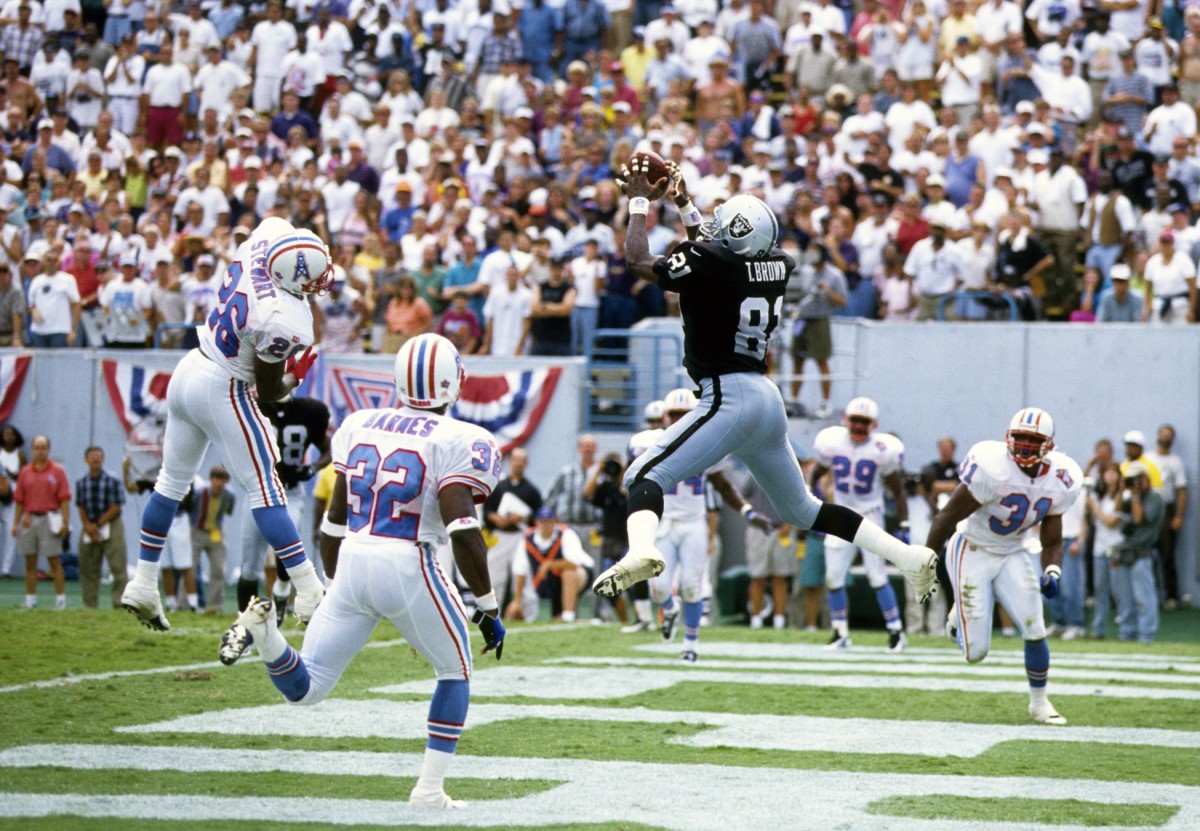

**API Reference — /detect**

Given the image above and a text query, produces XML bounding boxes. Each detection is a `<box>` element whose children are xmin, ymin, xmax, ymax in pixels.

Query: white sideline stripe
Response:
<box><xmin>373</xmin><ymin>665</ymin><xmax>1200</xmax><ymax>701</ymax></box>
<box><xmin>113</xmin><ymin>698</ymin><xmax>1200</xmax><ymax>758</ymax></box>
<box><xmin>634</xmin><ymin>642</ymin><xmax>1200</xmax><ymax>673</ymax></box>
<box><xmin>0</xmin><ymin>625</ymin><xmax>576</xmax><ymax>696</ymax></box>
<box><xmin>553</xmin><ymin>656</ymin><xmax>1200</xmax><ymax>687</ymax></box>
<box><xmin>0</xmin><ymin>745</ymin><xmax>1197</xmax><ymax>831</ymax></box>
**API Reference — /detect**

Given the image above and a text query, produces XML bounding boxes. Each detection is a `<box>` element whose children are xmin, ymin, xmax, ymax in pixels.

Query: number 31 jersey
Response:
<box><xmin>957</xmin><ymin>440</ymin><xmax>1083</xmax><ymax>555</ymax></box>
<box><xmin>197</xmin><ymin>227</ymin><xmax>314</xmax><ymax>384</ymax></box>
<box><xmin>813</xmin><ymin>426</ymin><xmax>904</xmax><ymax>515</ymax></box>
<box><xmin>653</xmin><ymin>240</ymin><xmax>794</xmax><ymax>382</ymax></box>
<box><xmin>331</xmin><ymin>407</ymin><xmax>501</xmax><ymax>550</ymax></box>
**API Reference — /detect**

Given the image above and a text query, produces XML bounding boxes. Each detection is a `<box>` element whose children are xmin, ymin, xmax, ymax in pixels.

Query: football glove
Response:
<box><xmin>1040</xmin><ymin>564</ymin><xmax>1061</xmax><ymax>599</ymax></box>
<box><xmin>744</xmin><ymin>509</ymin><xmax>773</xmax><ymax>532</ymax></box>
<box><xmin>472</xmin><ymin>608</ymin><xmax>506</xmax><ymax>659</ymax></box>
<box><xmin>286</xmin><ymin>346</ymin><xmax>319</xmax><ymax>383</ymax></box>
<box><xmin>894</xmin><ymin>522</ymin><xmax>911</xmax><ymax>545</ymax></box>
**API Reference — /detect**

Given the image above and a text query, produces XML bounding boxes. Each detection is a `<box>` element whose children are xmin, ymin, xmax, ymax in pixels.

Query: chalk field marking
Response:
<box><xmin>115</xmin><ymin>698</ymin><xmax>1200</xmax><ymax>758</ymax></box>
<box><xmin>551</xmin><ymin>656</ymin><xmax>1200</xmax><ymax>687</ymax></box>
<box><xmin>634</xmin><ymin>642</ymin><xmax>1200</xmax><ymax>674</ymax></box>
<box><xmin>374</xmin><ymin>665</ymin><xmax>1200</xmax><ymax>701</ymax></box>
<box><xmin>0</xmin><ymin>745</ymin><xmax>1196</xmax><ymax>831</ymax></box>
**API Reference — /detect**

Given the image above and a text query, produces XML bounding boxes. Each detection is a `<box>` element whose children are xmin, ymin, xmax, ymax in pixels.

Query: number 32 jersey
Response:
<box><xmin>813</xmin><ymin>426</ymin><xmax>904</xmax><ymax>515</ymax></box>
<box><xmin>331</xmin><ymin>407</ymin><xmax>501</xmax><ymax>550</ymax></box>
<box><xmin>957</xmin><ymin>440</ymin><xmax>1083</xmax><ymax>555</ymax></box>
<box><xmin>653</xmin><ymin>240</ymin><xmax>794</xmax><ymax>382</ymax></box>
<box><xmin>197</xmin><ymin>227</ymin><xmax>314</xmax><ymax>384</ymax></box>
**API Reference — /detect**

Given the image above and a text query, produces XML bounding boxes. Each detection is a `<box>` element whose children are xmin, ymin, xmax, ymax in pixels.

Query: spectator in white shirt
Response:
<box><xmin>1144</xmin><ymin>83</ymin><xmax>1196</xmax><ymax>158</ymax></box>
<box><xmin>28</xmin><ymin>248</ymin><xmax>80</xmax><ymax>347</ymax></box>
<box><xmin>482</xmin><ymin>264</ymin><xmax>532</xmax><ymax>356</ymax></box>
<box><xmin>103</xmin><ymin>39</ymin><xmax>143</xmax><ymax>135</ymax></box>
<box><xmin>193</xmin><ymin>43</ymin><xmax>250</xmax><ymax>122</ymax></box>
<box><xmin>249</xmin><ymin>0</ymin><xmax>297</xmax><ymax>112</ymax></box>
<box><xmin>1142</xmin><ymin>227</ymin><xmax>1197</xmax><ymax>323</ymax></box>
<box><xmin>141</xmin><ymin>42</ymin><xmax>191</xmax><ymax>148</ymax></box>
<box><xmin>173</xmin><ymin>167</ymin><xmax>229</xmax><ymax>235</ymax></box>
<box><xmin>904</xmin><ymin>207</ymin><xmax>965</xmax><ymax>320</ymax></box>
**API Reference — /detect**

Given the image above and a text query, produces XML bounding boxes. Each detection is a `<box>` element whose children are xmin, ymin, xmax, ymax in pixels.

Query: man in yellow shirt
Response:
<box><xmin>1119</xmin><ymin>430</ymin><xmax>1163</xmax><ymax>490</ymax></box>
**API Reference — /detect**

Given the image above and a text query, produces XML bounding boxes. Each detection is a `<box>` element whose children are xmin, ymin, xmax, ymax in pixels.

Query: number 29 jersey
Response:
<box><xmin>813</xmin><ymin>425</ymin><xmax>904</xmax><ymax>515</ymax></box>
<box><xmin>653</xmin><ymin>240</ymin><xmax>795</xmax><ymax>382</ymax></box>
<box><xmin>957</xmin><ymin>440</ymin><xmax>1083</xmax><ymax>555</ymax></box>
<box><xmin>197</xmin><ymin>227</ymin><xmax>314</xmax><ymax>384</ymax></box>
<box><xmin>331</xmin><ymin>407</ymin><xmax>502</xmax><ymax>550</ymax></box>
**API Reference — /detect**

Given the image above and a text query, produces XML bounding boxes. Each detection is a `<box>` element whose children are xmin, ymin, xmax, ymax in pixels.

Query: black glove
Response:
<box><xmin>472</xmin><ymin>608</ymin><xmax>506</xmax><ymax>659</ymax></box>
<box><xmin>296</xmin><ymin>464</ymin><xmax>316</xmax><ymax>482</ymax></box>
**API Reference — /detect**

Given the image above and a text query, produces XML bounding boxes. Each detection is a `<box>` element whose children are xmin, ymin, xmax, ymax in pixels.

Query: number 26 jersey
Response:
<box><xmin>196</xmin><ymin>228</ymin><xmax>314</xmax><ymax>384</ymax></box>
<box><xmin>653</xmin><ymin>240</ymin><xmax>794</xmax><ymax>382</ymax></box>
<box><xmin>331</xmin><ymin>407</ymin><xmax>501</xmax><ymax>550</ymax></box>
<box><xmin>957</xmin><ymin>440</ymin><xmax>1083</xmax><ymax>555</ymax></box>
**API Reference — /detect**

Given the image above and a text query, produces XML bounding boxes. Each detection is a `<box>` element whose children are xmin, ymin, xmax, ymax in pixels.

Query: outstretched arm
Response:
<box><xmin>619</xmin><ymin>157</ymin><xmax>669</xmax><ymax>283</ymax></box>
<box><xmin>666</xmin><ymin>160</ymin><xmax>702</xmax><ymax>242</ymax></box>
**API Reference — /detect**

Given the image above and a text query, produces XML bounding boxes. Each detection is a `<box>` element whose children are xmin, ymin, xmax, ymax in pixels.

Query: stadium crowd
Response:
<box><xmin>0</xmin><ymin>0</ymin><xmax>1198</xmax><ymax>357</ymax></box>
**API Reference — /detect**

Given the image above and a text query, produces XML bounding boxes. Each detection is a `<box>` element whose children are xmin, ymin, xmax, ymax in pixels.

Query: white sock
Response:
<box><xmin>626</xmin><ymin>510</ymin><xmax>660</xmax><ymax>556</ymax></box>
<box><xmin>56</xmin><ymin>593</ymin><xmax>66</xmax><ymax>605</ymax></box>
<box><xmin>833</xmin><ymin>620</ymin><xmax>849</xmax><ymax>638</ymax></box>
<box><xmin>24</xmin><ymin>594</ymin><xmax>36</xmax><ymax>607</ymax></box>
<box><xmin>135</xmin><ymin>559</ymin><xmax>160</xmax><ymax>584</ymax></box>
<box><xmin>561</xmin><ymin>610</ymin><xmax>576</xmax><ymax>623</ymax></box>
<box><xmin>186</xmin><ymin>593</ymin><xmax>199</xmax><ymax>610</ymax></box>
<box><xmin>853</xmin><ymin>519</ymin><xmax>912</xmax><ymax>566</ymax></box>
<box><xmin>1030</xmin><ymin>686</ymin><xmax>1048</xmax><ymax>707</ymax></box>
<box><xmin>414</xmin><ymin>747</ymin><xmax>455</xmax><ymax>794</ymax></box>
<box><xmin>773</xmin><ymin>614</ymin><xmax>785</xmax><ymax>630</ymax></box>
<box><xmin>634</xmin><ymin>599</ymin><xmax>652</xmax><ymax>623</ymax></box>
<box><xmin>273</xmin><ymin>578</ymin><xmax>291</xmax><ymax>600</ymax></box>
<box><xmin>257</xmin><ymin>626</ymin><xmax>289</xmax><ymax>663</ymax></box>
<box><xmin>166</xmin><ymin>597</ymin><xmax>178</xmax><ymax>611</ymax></box>
<box><xmin>750</xmin><ymin>615</ymin><xmax>763</xmax><ymax>629</ymax></box>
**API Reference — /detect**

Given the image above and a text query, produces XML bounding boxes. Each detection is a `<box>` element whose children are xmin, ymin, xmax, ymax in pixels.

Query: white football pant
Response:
<box><xmin>650</xmin><ymin>517</ymin><xmax>708</xmax><ymax>605</ymax></box>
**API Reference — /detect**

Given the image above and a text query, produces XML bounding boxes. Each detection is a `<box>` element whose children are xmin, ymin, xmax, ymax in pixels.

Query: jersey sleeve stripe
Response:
<box><xmin>439</xmin><ymin>475</ymin><xmax>493</xmax><ymax>496</ymax></box>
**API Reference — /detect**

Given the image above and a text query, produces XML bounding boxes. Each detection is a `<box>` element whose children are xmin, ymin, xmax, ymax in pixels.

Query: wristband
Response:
<box><xmin>740</xmin><ymin>503</ymin><xmax>753</xmax><ymax>517</ymax></box>
<box><xmin>319</xmin><ymin>514</ymin><xmax>346</xmax><ymax>538</ymax></box>
<box><xmin>475</xmin><ymin>590</ymin><xmax>498</xmax><ymax>612</ymax></box>
<box><xmin>447</xmin><ymin>515</ymin><xmax>482</xmax><ymax>534</ymax></box>
<box><xmin>680</xmin><ymin>201</ymin><xmax>702</xmax><ymax>228</ymax></box>
<box><xmin>629</xmin><ymin>196</ymin><xmax>650</xmax><ymax>216</ymax></box>
<box><xmin>1044</xmin><ymin>564</ymin><xmax>1061</xmax><ymax>579</ymax></box>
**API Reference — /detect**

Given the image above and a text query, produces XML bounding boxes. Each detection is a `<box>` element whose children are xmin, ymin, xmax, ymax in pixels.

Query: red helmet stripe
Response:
<box><xmin>427</xmin><ymin>338</ymin><xmax>438</xmax><ymax>402</ymax></box>
<box><xmin>407</xmin><ymin>342</ymin><xmax>417</xmax><ymax>402</ymax></box>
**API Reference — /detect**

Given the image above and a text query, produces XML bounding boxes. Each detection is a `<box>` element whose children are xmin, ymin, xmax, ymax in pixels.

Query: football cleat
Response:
<box><xmin>1029</xmin><ymin>701</ymin><xmax>1068</xmax><ymax>726</ymax></box>
<box><xmin>824</xmin><ymin>632</ymin><xmax>852</xmax><ymax>650</ymax></box>
<box><xmin>274</xmin><ymin>597</ymin><xmax>289</xmax><ymax>627</ymax></box>
<box><xmin>897</xmin><ymin>545</ymin><xmax>939</xmax><ymax>604</ymax></box>
<box><xmin>681</xmin><ymin>649</ymin><xmax>698</xmax><ymax>664</ymax></box>
<box><xmin>660</xmin><ymin>604</ymin><xmax>680</xmax><ymax>642</ymax></box>
<box><xmin>219</xmin><ymin>596</ymin><xmax>274</xmax><ymax>666</ymax></box>
<box><xmin>946</xmin><ymin>604</ymin><xmax>959</xmax><ymax>640</ymax></box>
<box><xmin>887</xmin><ymin>631</ymin><xmax>908</xmax><ymax>653</ymax></box>
<box><xmin>409</xmin><ymin>787</ymin><xmax>466</xmax><ymax>809</ymax></box>
<box><xmin>592</xmin><ymin>549</ymin><xmax>665</xmax><ymax>598</ymax></box>
<box><xmin>620</xmin><ymin>619</ymin><xmax>653</xmax><ymax>634</ymax></box>
<box><xmin>121</xmin><ymin>577</ymin><xmax>170</xmax><ymax>632</ymax></box>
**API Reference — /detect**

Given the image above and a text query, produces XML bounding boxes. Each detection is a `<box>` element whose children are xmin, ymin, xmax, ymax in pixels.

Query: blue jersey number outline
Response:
<box><xmin>831</xmin><ymin>456</ymin><xmax>877</xmax><ymax>495</ymax></box>
<box><xmin>666</xmin><ymin>474</ymin><xmax>705</xmax><ymax>496</ymax></box>
<box><xmin>207</xmin><ymin>262</ymin><xmax>248</xmax><ymax>358</ymax></box>
<box><xmin>344</xmin><ymin>444</ymin><xmax>427</xmax><ymax>540</ymax></box>
<box><xmin>470</xmin><ymin>440</ymin><xmax>503</xmax><ymax>478</ymax></box>
<box><xmin>989</xmin><ymin>494</ymin><xmax>1054</xmax><ymax>536</ymax></box>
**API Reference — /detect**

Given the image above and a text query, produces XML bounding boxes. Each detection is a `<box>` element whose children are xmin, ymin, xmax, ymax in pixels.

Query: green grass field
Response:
<box><xmin>1</xmin><ymin>582</ymin><xmax>1199</xmax><ymax>830</ymax></box>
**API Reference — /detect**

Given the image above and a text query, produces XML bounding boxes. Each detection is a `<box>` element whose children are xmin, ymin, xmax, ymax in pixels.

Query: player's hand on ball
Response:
<box><xmin>1040</xmin><ymin>564</ymin><xmax>1061</xmax><ymax>599</ymax></box>
<box><xmin>473</xmin><ymin>608</ymin><xmax>506</xmax><ymax>659</ymax></box>
<box><xmin>665</xmin><ymin>160</ymin><xmax>690</xmax><ymax>206</ymax></box>
<box><xmin>625</xmin><ymin>154</ymin><xmax>670</xmax><ymax>201</ymax></box>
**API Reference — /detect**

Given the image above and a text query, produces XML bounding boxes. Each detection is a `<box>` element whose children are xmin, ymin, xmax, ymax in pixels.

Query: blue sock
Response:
<box><xmin>828</xmin><ymin>587</ymin><xmax>848</xmax><ymax>631</ymax></box>
<box><xmin>427</xmin><ymin>679</ymin><xmax>469</xmax><ymax>753</ymax></box>
<box><xmin>138</xmin><ymin>491</ymin><xmax>179</xmax><ymax>564</ymax></box>
<box><xmin>683</xmin><ymin>600</ymin><xmax>702</xmax><ymax>642</ymax></box>
<box><xmin>1025</xmin><ymin>639</ymin><xmax>1049</xmax><ymax>688</ymax></box>
<box><xmin>265</xmin><ymin>646</ymin><xmax>311</xmax><ymax>702</ymax></box>
<box><xmin>874</xmin><ymin>583</ymin><xmax>902</xmax><ymax>631</ymax></box>
<box><xmin>252</xmin><ymin>506</ymin><xmax>308</xmax><ymax>569</ymax></box>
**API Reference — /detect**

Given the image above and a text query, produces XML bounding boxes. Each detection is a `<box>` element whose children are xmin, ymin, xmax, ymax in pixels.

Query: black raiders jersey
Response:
<box><xmin>265</xmin><ymin>396</ymin><xmax>331</xmax><ymax>489</ymax></box>
<box><xmin>652</xmin><ymin>239</ymin><xmax>794</xmax><ymax>382</ymax></box>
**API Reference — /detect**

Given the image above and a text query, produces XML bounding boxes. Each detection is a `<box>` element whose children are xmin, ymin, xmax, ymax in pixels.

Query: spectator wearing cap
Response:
<box><xmin>1136</xmin><ymin>19</ymin><xmax>1177</xmax><ymax>95</ymax></box>
<box><xmin>561</xmin><ymin>0</ymin><xmax>609</xmax><ymax>69</ymax></box>
<box><xmin>193</xmin><ymin>42</ymin><xmax>250</xmax><ymax>124</ymax></box>
<box><xmin>507</xmin><ymin>505</ymin><xmax>593</xmax><ymax>623</ymax></box>
<box><xmin>1102</xmin><ymin>48</ymin><xmax>1152</xmax><ymax>137</ymax></box>
<box><xmin>98</xmin><ymin>251</ymin><xmax>151</xmax><ymax>348</ymax></box>
<box><xmin>730</xmin><ymin>0</ymin><xmax>781</xmax><ymax>92</ymax></box>
<box><xmin>696</xmin><ymin>54</ymin><xmax>745</xmax><ymax>128</ymax></box>
<box><xmin>1081</xmin><ymin>12</ymin><xmax>1129</xmax><ymax>127</ymax></box>
<box><xmin>28</xmin><ymin>247</ymin><xmax>80</xmax><ymax>347</ymax></box>
<box><xmin>0</xmin><ymin>260</ymin><xmax>25</xmax><ymax>347</ymax></box>
<box><xmin>1030</xmin><ymin>146</ymin><xmax>1087</xmax><ymax>317</ymax></box>
<box><xmin>1112</xmin><ymin>458</ymin><xmax>1163</xmax><ymax>644</ymax></box>
<box><xmin>141</xmin><ymin>42</ymin><xmax>191</xmax><ymax>149</ymax></box>
<box><xmin>1096</xmin><ymin>263</ymin><xmax>1143</xmax><ymax>321</ymax></box>
<box><xmin>1120</xmin><ymin>430</ymin><xmax>1163</xmax><ymax>489</ymax></box>
<box><xmin>1082</xmin><ymin>170</ymin><xmax>1135</xmax><ymax>286</ymax></box>
<box><xmin>904</xmin><ymin>204</ymin><xmax>965</xmax><ymax>320</ymax></box>
<box><xmin>643</xmin><ymin>5</ymin><xmax>687</xmax><ymax>56</ymax></box>
<box><xmin>1111</xmin><ymin>128</ymin><xmax>1157</xmax><ymax>210</ymax></box>
<box><xmin>21</xmin><ymin>117</ymin><xmax>75</xmax><ymax>176</ymax></box>
<box><xmin>1145</xmin><ymin>86</ymin><xmax>1195</xmax><ymax>161</ymax></box>
<box><xmin>1142</xmin><ymin>227</ymin><xmax>1197</xmax><ymax>323</ymax></box>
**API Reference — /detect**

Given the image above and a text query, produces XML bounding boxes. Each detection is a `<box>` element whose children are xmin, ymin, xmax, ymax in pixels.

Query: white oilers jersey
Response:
<box><xmin>628</xmin><ymin>428</ymin><xmax>663</xmax><ymax>462</ymax></box>
<box><xmin>663</xmin><ymin>472</ymin><xmax>717</xmax><ymax>522</ymax></box>
<box><xmin>814</xmin><ymin>426</ymin><xmax>904</xmax><ymax>514</ymax></box>
<box><xmin>331</xmin><ymin>407</ymin><xmax>501</xmax><ymax>550</ymax></box>
<box><xmin>196</xmin><ymin>228</ymin><xmax>314</xmax><ymax>383</ymax></box>
<box><xmin>957</xmin><ymin>440</ymin><xmax>1083</xmax><ymax>555</ymax></box>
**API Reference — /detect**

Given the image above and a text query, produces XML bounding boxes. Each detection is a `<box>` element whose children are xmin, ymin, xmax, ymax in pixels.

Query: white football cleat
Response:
<box><xmin>121</xmin><ymin>577</ymin><xmax>170</xmax><ymax>632</ymax></box>
<box><xmin>896</xmin><ymin>545</ymin><xmax>939</xmax><ymax>604</ymax></box>
<box><xmin>824</xmin><ymin>632</ymin><xmax>852</xmax><ymax>650</ymax></box>
<box><xmin>409</xmin><ymin>787</ymin><xmax>466</xmax><ymax>809</ymax></box>
<box><xmin>592</xmin><ymin>549</ymin><xmax>665</xmax><ymax>598</ymax></box>
<box><xmin>1029</xmin><ymin>700</ymin><xmax>1067</xmax><ymax>725</ymax></box>
<box><xmin>219</xmin><ymin>596</ymin><xmax>274</xmax><ymax>666</ymax></box>
<box><xmin>620</xmin><ymin>619</ymin><xmax>653</xmax><ymax>634</ymax></box>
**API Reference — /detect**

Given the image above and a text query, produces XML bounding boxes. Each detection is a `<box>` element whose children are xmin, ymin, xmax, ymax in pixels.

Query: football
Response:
<box><xmin>630</xmin><ymin>149</ymin><xmax>670</xmax><ymax>183</ymax></box>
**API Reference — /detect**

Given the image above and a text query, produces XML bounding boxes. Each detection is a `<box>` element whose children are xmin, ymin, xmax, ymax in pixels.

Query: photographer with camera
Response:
<box><xmin>1112</xmin><ymin>460</ymin><xmax>1164</xmax><ymax>643</ymax></box>
<box><xmin>585</xmin><ymin>452</ymin><xmax>631</xmax><ymax>626</ymax></box>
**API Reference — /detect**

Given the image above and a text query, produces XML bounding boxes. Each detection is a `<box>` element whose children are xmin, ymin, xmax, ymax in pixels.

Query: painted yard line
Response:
<box><xmin>553</xmin><ymin>656</ymin><xmax>1200</xmax><ymax>686</ymax></box>
<box><xmin>114</xmin><ymin>698</ymin><xmax>1200</xmax><ymax>758</ymax></box>
<box><xmin>1</xmin><ymin>744</ymin><xmax>1197</xmax><ymax>831</ymax></box>
<box><xmin>374</xmin><ymin>665</ymin><xmax>1200</xmax><ymax>701</ymax></box>
<box><xmin>0</xmin><ymin>625</ymin><xmax>577</xmax><ymax>696</ymax></box>
<box><xmin>634</xmin><ymin>642</ymin><xmax>1200</xmax><ymax>670</ymax></box>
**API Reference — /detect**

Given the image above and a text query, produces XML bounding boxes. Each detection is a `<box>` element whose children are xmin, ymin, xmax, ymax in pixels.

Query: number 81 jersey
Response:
<box><xmin>331</xmin><ymin>407</ymin><xmax>501</xmax><ymax>550</ymax></box>
<box><xmin>957</xmin><ymin>440</ymin><xmax>1083</xmax><ymax>555</ymax></box>
<box><xmin>813</xmin><ymin>425</ymin><xmax>904</xmax><ymax>515</ymax></box>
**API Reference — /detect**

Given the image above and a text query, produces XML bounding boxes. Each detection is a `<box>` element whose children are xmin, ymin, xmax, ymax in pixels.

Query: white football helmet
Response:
<box><xmin>643</xmin><ymin>400</ymin><xmax>666</xmax><ymax>425</ymax></box>
<box><xmin>267</xmin><ymin>229</ymin><xmax>334</xmax><ymax>296</ymax></box>
<box><xmin>394</xmin><ymin>333</ymin><xmax>465</xmax><ymax>410</ymax></box>
<box><xmin>844</xmin><ymin>397</ymin><xmax>879</xmax><ymax>442</ymax></box>
<box><xmin>663</xmin><ymin>387</ymin><xmax>697</xmax><ymax>414</ymax></box>
<box><xmin>1006</xmin><ymin>407</ymin><xmax>1055</xmax><ymax>468</ymax></box>
<box><xmin>699</xmin><ymin>194</ymin><xmax>779</xmax><ymax>260</ymax></box>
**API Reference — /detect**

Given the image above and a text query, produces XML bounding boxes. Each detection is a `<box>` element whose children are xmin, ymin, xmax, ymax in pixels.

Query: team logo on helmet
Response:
<box><xmin>729</xmin><ymin>213</ymin><xmax>753</xmax><ymax>239</ymax></box>
<box><xmin>294</xmin><ymin>252</ymin><xmax>310</xmax><ymax>281</ymax></box>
